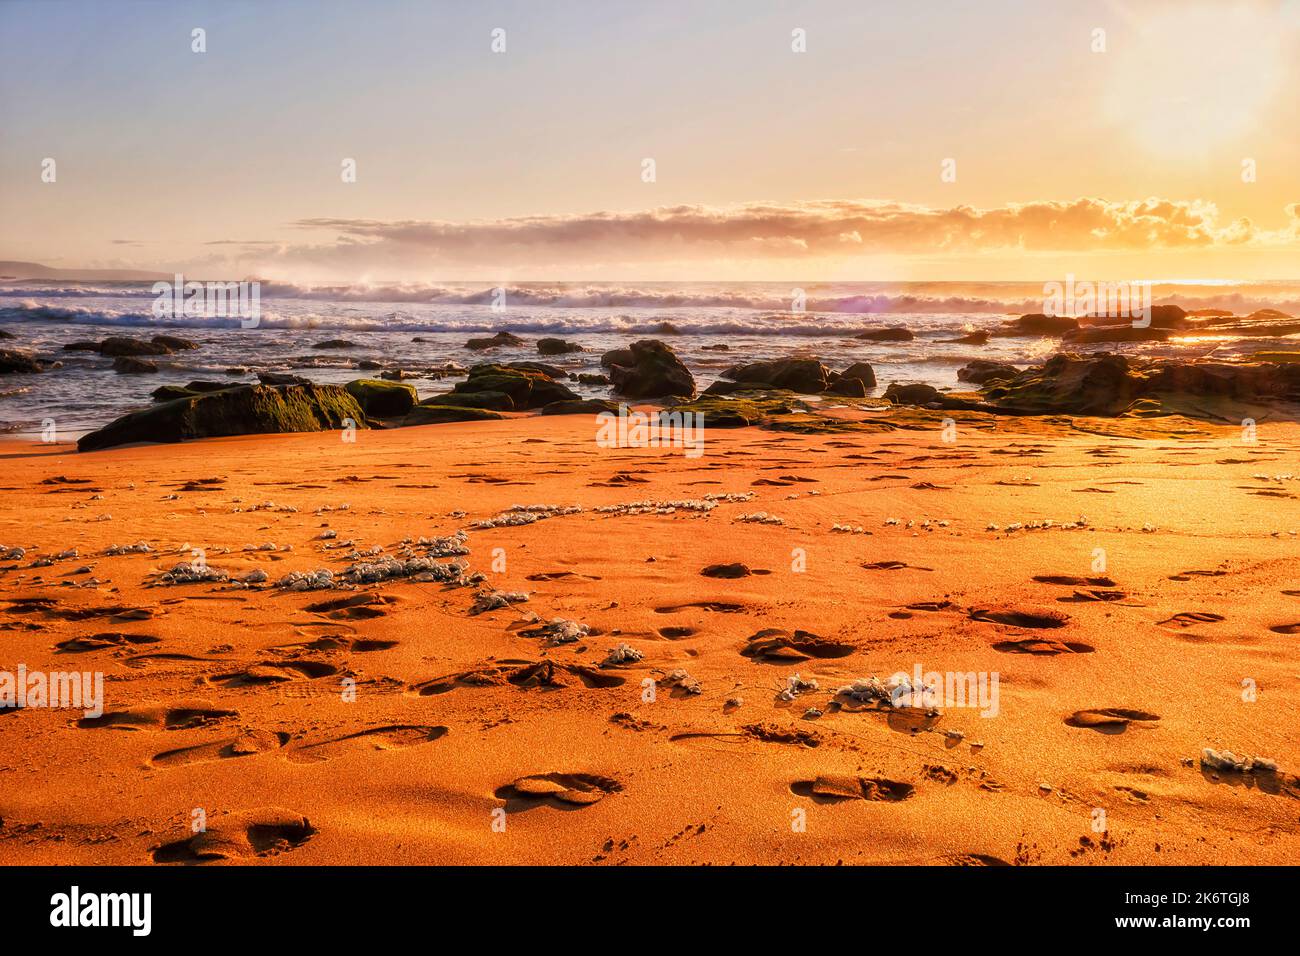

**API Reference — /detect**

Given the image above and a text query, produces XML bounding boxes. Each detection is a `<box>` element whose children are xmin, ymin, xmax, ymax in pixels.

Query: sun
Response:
<box><xmin>1101</xmin><ymin>4</ymin><xmax>1289</xmax><ymax>157</ymax></box>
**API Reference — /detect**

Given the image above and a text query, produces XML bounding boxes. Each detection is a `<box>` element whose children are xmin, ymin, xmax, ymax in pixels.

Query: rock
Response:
<box><xmin>0</xmin><ymin>348</ymin><xmax>45</xmax><ymax>374</ymax></box>
<box><xmin>854</xmin><ymin>327</ymin><xmax>914</xmax><ymax>342</ymax></box>
<box><xmin>358</xmin><ymin>360</ymin><xmax>383</xmax><ymax>370</ymax></box>
<box><xmin>379</xmin><ymin>369</ymin><xmax>415</xmax><ymax>380</ymax></box>
<box><xmin>701</xmin><ymin>343</ymin><xmax>730</xmax><ymax>351</ymax></box>
<box><xmin>537</xmin><ymin>337</ymin><xmax>583</xmax><ymax>355</ymax></box>
<box><xmin>112</xmin><ymin>356</ymin><xmax>159</xmax><ymax>374</ymax></box>
<box><xmin>838</xmin><ymin>362</ymin><xmax>877</xmax><ymax>388</ymax></box>
<box><xmin>701</xmin><ymin>563</ymin><xmax>750</xmax><ymax>578</ymax></box>
<box><xmin>541</xmin><ymin>398</ymin><xmax>621</xmax><ymax>415</ymax></box>
<box><xmin>601</xmin><ymin>347</ymin><xmax>635</xmax><ymax>368</ymax></box>
<box><xmin>501</xmin><ymin>361</ymin><xmax>567</xmax><ymax>378</ymax></box>
<box><xmin>63</xmin><ymin>341</ymin><xmax>102</xmax><ymax>352</ymax></box>
<box><xmin>607</xmin><ymin>340</ymin><xmax>696</xmax><ymax>399</ymax></box>
<box><xmin>884</xmin><ymin>383</ymin><xmax>943</xmax><ymax>406</ymax></box>
<box><xmin>826</xmin><ymin>377</ymin><xmax>868</xmax><ymax>397</ymax></box>
<box><xmin>97</xmin><ymin>336</ymin><xmax>173</xmax><ymax>357</ymax></box>
<box><xmin>722</xmin><ymin>358</ymin><xmax>830</xmax><ymax>394</ymax></box>
<box><xmin>78</xmin><ymin>384</ymin><xmax>367</xmax><ymax>452</ymax></box>
<box><xmin>152</xmin><ymin>334</ymin><xmax>199</xmax><ymax>351</ymax></box>
<box><xmin>996</xmin><ymin>314</ymin><xmax>1079</xmax><ymax>337</ymax></box>
<box><xmin>939</xmin><ymin>330</ymin><xmax>991</xmax><ymax>345</ymax></box>
<box><xmin>314</xmin><ymin>339</ymin><xmax>358</xmax><ymax>349</ymax></box>
<box><xmin>0</xmin><ymin>329</ymin><xmax>14</xmax><ymax>340</ymax></box>
<box><xmin>1083</xmin><ymin>304</ymin><xmax>1187</xmax><ymax>329</ymax></box>
<box><xmin>402</xmin><ymin>404</ymin><xmax>505</xmax><ymax>425</ymax></box>
<box><xmin>344</xmin><ymin>379</ymin><xmax>417</xmax><ymax>417</ymax></box>
<box><xmin>957</xmin><ymin>360</ymin><xmax>1020</xmax><ymax>385</ymax></box>
<box><xmin>652</xmin><ymin>321</ymin><xmax>681</xmax><ymax>335</ymax></box>
<box><xmin>448</xmin><ymin>363</ymin><xmax>579</xmax><ymax>410</ymax></box>
<box><xmin>421</xmin><ymin>390</ymin><xmax>516</xmax><ymax>411</ymax></box>
<box><xmin>1062</xmin><ymin>326</ymin><xmax>1171</xmax><ymax>344</ymax></box>
<box><xmin>465</xmin><ymin>331</ymin><xmax>524</xmax><ymax>350</ymax></box>
<box><xmin>257</xmin><ymin>371</ymin><xmax>311</xmax><ymax>386</ymax></box>
<box><xmin>576</xmin><ymin>373</ymin><xmax>609</xmax><ymax>386</ymax></box>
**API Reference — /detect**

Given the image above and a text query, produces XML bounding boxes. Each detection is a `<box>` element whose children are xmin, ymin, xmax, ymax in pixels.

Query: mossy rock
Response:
<box><xmin>78</xmin><ymin>384</ymin><xmax>366</xmax><ymax>452</ymax></box>
<box><xmin>422</xmin><ymin>390</ymin><xmax>515</xmax><ymax>411</ymax></box>
<box><xmin>403</xmin><ymin>404</ymin><xmax>505</xmax><ymax>425</ymax></box>
<box><xmin>344</xmin><ymin>378</ymin><xmax>417</xmax><ymax>417</ymax></box>
<box><xmin>542</xmin><ymin>399</ymin><xmax>621</xmax><ymax>415</ymax></box>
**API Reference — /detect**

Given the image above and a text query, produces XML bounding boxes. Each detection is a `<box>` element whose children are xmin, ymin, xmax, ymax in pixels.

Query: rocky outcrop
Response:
<box><xmin>0</xmin><ymin>348</ymin><xmax>46</xmax><ymax>374</ymax></box>
<box><xmin>439</xmin><ymin>363</ymin><xmax>579</xmax><ymax>410</ymax></box>
<box><xmin>257</xmin><ymin>371</ymin><xmax>311</xmax><ymax>386</ymax></box>
<box><xmin>314</xmin><ymin>339</ymin><xmax>358</xmax><ymax>350</ymax></box>
<box><xmin>78</xmin><ymin>384</ymin><xmax>366</xmax><ymax>452</ymax></box>
<box><xmin>150</xmin><ymin>381</ymin><xmax>233</xmax><ymax>402</ymax></box>
<box><xmin>465</xmin><ymin>331</ymin><xmax>524</xmax><ymax>350</ymax></box>
<box><xmin>112</xmin><ymin>356</ymin><xmax>159</xmax><ymax>374</ymax></box>
<box><xmin>96</xmin><ymin>336</ymin><xmax>178</xmax><ymax>357</ymax></box>
<box><xmin>957</xmin><ymin>360</ymin><xmax>1020</xmax><ymax>385</ymax></box>
<box><xmin>854</xmin><ymin>327</ymin><xmax>914</xmax><ymax>342</ymax></box>
<box><xmin>403</xmin><ymin>404</ymin><xmax>504</xmax><ymax>425</ymax></box>
<box><xmin>541</xmin><ymin>398</ymin><xmax>621</xmax><ymax>415</ymax></box>
<box><xmin>601</xmin><ymin>347</ymin><xmax>635</xmax><ymax>368</ymax></box>
<box><xmin>1062</xmin><ymin>326</ymin><xmax>1171</xmax><ymax>344</ymax></box>
<box><xmin>607</xmin><ymin>340</ymin><xmax>696</xmax><ymax>399</ymax></box>
<box><xmin>152</xmin><ymin>334</ymin><xmax>199</xmax><ymax>351</ymax></box>
<box><xmin>537</xmin><ymin>337</ymin><xmax>583</xmax><ymax>355</ymax></box>
<box><xmin>838</xmin><ymin>362</ymin><xmax>877</xmax><ymax>389</ymax></box>
<box><xmin>344</xmin><ymin>379</ymin><xmax>417</xmax><ymax>417</ymax></box>
<box><xmin>720</xmin><ymin>358</ymin><xmax>829</xmax><ymax>394</ymax></box>
<box><xmin>995</xmin><ymin>314</ymin><xmax>1079</xmax><ymax>337</ymax></box>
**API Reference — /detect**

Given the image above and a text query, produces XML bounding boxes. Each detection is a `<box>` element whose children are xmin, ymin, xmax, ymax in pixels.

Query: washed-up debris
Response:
<box><xmin>1</xmin><ymin>546</ymin><xmax>25</xmax><ymax>561</ymax></box>
<box><xmin>103</xmin><ymin>541</ymin><xmax>152</xmax><ymax>556</ymax></box>
<box><xmin>470</xmin><ymin>588</ymin><xmax>529</xmax><ymax>615</ymax></box>
<box><xmin>734</xmin><ymin>512</ymin><xmax>784</xmax><ymax>525</ymax></box>
<box><xmin>277</xmin><ymin>569</ymin><xmax>336</xmax><ymax>591</ymax></box>
<box><xmin>345</xmin><ymin>556</ymin><xmax>474</xmax><ymax>586</ymax></box>
<box><xmin>418</xmin><ymin>530</ymin><xmax>470</xmax><ymax>557</ymax></box>
<box><xmin>602</xmin><ymin>643</ymin><xmax>643</xmax><ymax>666</ymax></box>
<box><xmin>1201</xmin><ymin>748</ymin><xmax>1278</xmax><ymax>774</ymax></box>
<box><xmin>472</xmin><ymin>504</ymin><xmax>582</xmax><ymax>528</ymax></box>
<box><xmin>155</xmin><ymin>561</ymin><xmax>228</xmax><ymax>585</ymax></box>
<box><xmin>831</xmin><ymin>523</ymin><xmax>868</xmax><ymax>534</ymax></box>
<box><xmin>661</xmin><ymin>668</ymin><xmax>702</xmax><ymax>695</ymax></box>
<box><xmin>521</xmin><ymin>618</ymin><xmax>589</xmax><ymax>645</ymax></box>
<box><xmin>777</xmin><ymin>673</ymin><xmax>819</xmax><ymax>702</ymax></box>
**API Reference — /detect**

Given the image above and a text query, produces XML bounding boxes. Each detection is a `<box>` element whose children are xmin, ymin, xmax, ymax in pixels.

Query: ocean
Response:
<box><xmin>2</xmin><ymin>279</ymin><xmax>1298</xmax><ymax>435</ymax></box>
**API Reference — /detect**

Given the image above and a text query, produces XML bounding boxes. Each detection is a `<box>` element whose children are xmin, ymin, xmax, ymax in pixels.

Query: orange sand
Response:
<box><xmin>1</xmin><ymin>416</ymin><xmax>1298</xmax><ymax>865</ymax></box>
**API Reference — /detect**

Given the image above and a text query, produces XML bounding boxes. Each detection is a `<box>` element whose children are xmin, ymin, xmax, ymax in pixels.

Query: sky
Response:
<box><xmin>1</xmin><ymin>0</ymin><xmax>1298</xmax><ymax>282</ymax></box>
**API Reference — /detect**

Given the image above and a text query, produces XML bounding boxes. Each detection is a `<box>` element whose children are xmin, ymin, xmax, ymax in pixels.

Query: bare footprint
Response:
<box><xmin>78</xmin><ymin>702</ymin><xmax>238</xmax><ymax>731</ymax></box>
<box><xmin>992</xmin><ymin>638</ymin><xmax>1094</xmax><ymax>655</ymax></box>
<box><xmin>1158</xmin><ymin>612</ymin><xmax>1226</xmax><ymax>628</ymax></box>
<box><xmin>969</xmin><ymin>606</ymin><xmax>1069</xmax><ymax>629</ymax></box>
<box><xmin>151</xmin><ymin>809</ymin><xmax>315</xmax><ymax>863</ymax></box>
<box><xmin>791</xmin><ymin>775</ymin><xmax>915</xmax><ymax>802</ymax></box>
<box><xmin>1065</xmin><ymin>709</ymin><xmax>1160</xmax><ymax>733</ymax></box>
<box><xmin>287</xmin><ymin>724</ymin><xmax>448</xmax><ymax>763</ymax></box>
<box><xmin>496</xmin><ymin>772</ymin><xmax>622</xmax><ymax>808</ymax></box>
<box><xmin>149</xmin><ymin>729</ymin><xmax>289</xmax><ymax>767</ymax></box>
<box><xmin>56</xmin><ymin>632</ymin><xmax>161</xmax><ymax>653</ymax></box>
<box><xmin>741</xmin><ymin>628</ymin><xmax>854</xmax><ymax>662</ymax></box>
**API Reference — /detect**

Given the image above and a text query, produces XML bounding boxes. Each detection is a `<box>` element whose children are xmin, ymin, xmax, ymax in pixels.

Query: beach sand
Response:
<box><xmin>1</xmin><ymin>414</ymin><xmax>1298</xmax><ymax>865</ymax></box>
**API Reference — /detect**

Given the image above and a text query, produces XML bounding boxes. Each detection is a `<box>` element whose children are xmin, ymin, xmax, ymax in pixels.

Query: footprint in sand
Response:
<box><xmin>969</xmin><ymin>606</ymin><xmax>1070</xmax><ymax>629</ymax></box>
<box><xmin>148</xmin><ymin>728</ymin><xmax>290</xmax><ymax>767</ymax></box>
<box><xmin>151</xmin><ymin>809</ymin><xmax>315</xmax><ymax>864</ymax></box>
<box><xmin>526</xmin><ymin>571</ymin><xmax>602</xmax><ymax>582</ymax></box>
<box><xmin>207</xmin><ymin>660</ymin><xmax>338</xmax><ymax>687</ymax></box>
<box><xmin>790</xmin><ymin>776</ymin><xmax>915</xmax><ymax>802</ymax></box>
<box><xmin>654</xmin><ymin>601</ymin><xmax>746</xmax><ymax>614</ymax></box>
<box><xmin>656</xmin><ymin>625</ymin><xmax>697</xmax><ymax>639</ymax></box>
<box><xmin>287</xmin><ymin>725</ymin><xmax>448</xmax><ymax>763</ymax></box>
<box><xmin>55</xmin><ymin>632</ymin><xmax>161</xmax><ymax>653</ymax></box>
<box><xmin>1269</xmin><ymin>622</ymin><xmax>1300</xmax><ymax>634</ymax></box>
<box><xmin>699</xmin><ymin>563</ymin><xmax>770</xmax><ymax>579</ymax></box>
<box><xmin>1065</xmin><ymin>709</ymin><xmax>1160</xmax><ymax>733</ymax></box>
<box><xmin>1168</xmin><ymin>569</ymin><xmax>1227</xmax><ymax>581</ymax></box>
<box><xmin>741</xmin><ymin>628</ymin><xmax>855</xmax><ymax>662</ymax></box>
<box><xmin>303</xmin><ymin>592</ymin><xmax>397</xmax><ymax>620</ymax></box>
<box><xmin>411</xmin><ymin>660</ymin><xmax>625</xmax><ymax>696</ymax></box>
<box><xmin>992</xmin><ymin>637</ymin><xmax>1095</xmax><ymax>655</ymax></box>
<box><xmin>78</xmin><ymin>702</ymin><xmax>238</xmax><ymax>731</ymax></box>
<box><xmin>1158</xmin><ymin>612</ymin><xmax>1225</xmax><ymax>628</ymax></box>
<box><xmin>863</xmin><ymin>561</ymin><xmax>934</xmax><ymax>571</ymax></box>
<box><xmin>944</xmin><ymin>853</ymin><xmax>1012</xmax><ymax>866</ymax></box>
<box><xmin>496</xmin><ymin>773</ymin><xmax>622</xmax><ymax>809</ymax></box>
<box><xmin>271</xmin><ymin>634</ymin><xmax>398</xmax><ymax>654</ymax></box>
<box><xmin>123</xmin><ymin>652</ymin><xmax>217</xmax><ymax>669</ymax></box>
<box><xmin>1033</xmin><ymin>574</ymin><xmax>1117</xmax><ymax>587</ymax></box>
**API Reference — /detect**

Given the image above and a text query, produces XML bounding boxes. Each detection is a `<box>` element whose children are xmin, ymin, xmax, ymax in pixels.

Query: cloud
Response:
<box><xmin>200</xmin><ymin>197</ymin><xmax>1300</xmax><ymax>277</ymax></box>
